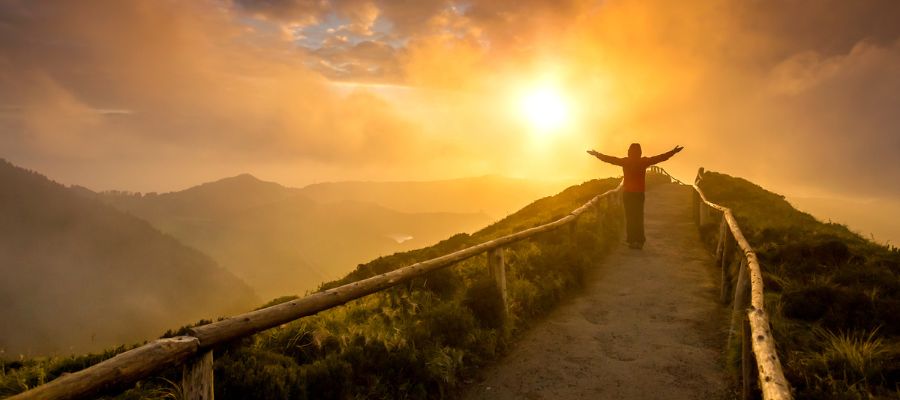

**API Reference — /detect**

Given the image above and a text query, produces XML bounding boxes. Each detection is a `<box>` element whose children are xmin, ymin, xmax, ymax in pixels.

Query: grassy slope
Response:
<box><xmin>698</xmin><ymin>171</ymin><xmax>900</xmax><ymax>399</ymax></box>
<box><xmin>1</xmin><ymin>176</ymin><xmax>624</xmax><ymax>399</ymax></box>
<box><xmin>209</xmin><ymin>176</ymin><xmax>624</xmax><ymax>399</ymax></box>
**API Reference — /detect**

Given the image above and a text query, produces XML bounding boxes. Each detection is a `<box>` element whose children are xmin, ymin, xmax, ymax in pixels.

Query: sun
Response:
<box><xmin>519</xmin><ymin>86</ymin><xmax>570</xmax><ymax>133</ymax></box>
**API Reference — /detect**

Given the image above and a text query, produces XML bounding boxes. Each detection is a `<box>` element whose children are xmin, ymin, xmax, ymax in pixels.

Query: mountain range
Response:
<box><xmin>299</xmin><ymin>176</ymin><xmax>567</xmax><ymax>217</ymax></box>
<box><xmin>0</xmin><ymin>160</ymin><xmax>257</xmax><ymax>356</ymax></box>
<box><xmin>1</xmin><ymin>158</ymin><xmax>565</xmax><ymax>355</ymax></box>
<box><xmin>93</xmin><ymin>174</ymin><xmax>561</xmax><ymax>299</ymax></box>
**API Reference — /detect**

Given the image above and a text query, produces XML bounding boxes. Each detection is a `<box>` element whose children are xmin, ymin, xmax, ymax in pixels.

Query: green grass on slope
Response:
<box><xmin>2</xmin><ymin>177</ymin><xmax>625</xmax><ymax>400</ymax></box>
<box><xmin>698</xmin><ymin>171</ymin><xmax>900</xmax><ymax>400</ymax></box>
<box><xmin>208</xmin><ymin>177</ymin><xmax>624</xmax><ymax>400</ymax></box>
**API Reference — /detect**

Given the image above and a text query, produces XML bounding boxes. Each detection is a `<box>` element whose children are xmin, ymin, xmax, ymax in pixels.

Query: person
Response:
<box><xmin>587</xmin><ymin>143</ymin><xmax>683</xmax><ymax>249</ymax></box>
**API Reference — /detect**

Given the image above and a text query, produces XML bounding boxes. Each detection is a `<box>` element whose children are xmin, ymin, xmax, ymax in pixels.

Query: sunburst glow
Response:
<box><xmin>519</xmin><ymin>86</ymin><xmax>570</xmax><ymax>133</ymax></box>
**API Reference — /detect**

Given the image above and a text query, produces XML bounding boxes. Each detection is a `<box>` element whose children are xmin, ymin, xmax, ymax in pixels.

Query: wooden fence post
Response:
<box><xmin>720</xmin><ymin>239</ymin><xmax>735</xmax><ymax>305</ymax></box>
<box><xmin>699</xmin><ymin>202</ymin><xmax>707</xmax><ymax>226</ymax></box>
<box><xmin>182</xmin><ymin>349</ymin><xmax>214</xmax><ymax>400</ymax></box>
<box><xmin>730</xmin><ymin>257</ymin><xmax>750</xmax><ymax>348</ymax></box>
<box><xmin>694</xmin><ymin>167</ymin><xmax>705</xmax><ymax>225</ymax></box>
<box><xmin>742</xmin><ymin>315</ymin><xmax>758</xmax><ymax>400</ymax></box>
<box><xmin>594</xmin><ymin>200</ymin><xmax>604</xmax><ymax>232</ymax></box>
<box><xmin>693</xmin><ymin>190</ymin><xmax>700</xmax><ymax>225</ymax></box>
<box><xmin>488</xmin><ymin>247</ymin><xmax>508</xmax><ymax>321</ymax></box>
<box><xmin>715</xmin><ymin>218</ymin><xmax>727</xmax><ymax>263</ymax></box>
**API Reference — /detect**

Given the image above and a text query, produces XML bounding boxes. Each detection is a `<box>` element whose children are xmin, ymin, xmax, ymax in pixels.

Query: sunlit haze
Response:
<box><xmin>519</xmin><ymin>85</ymin><xmax>571</xmax><ymax>134</ymax></box>
<box><xmin>1</xmin><ymin>0</ymin><xmax>899</xmax><ymax>242</ymax></box>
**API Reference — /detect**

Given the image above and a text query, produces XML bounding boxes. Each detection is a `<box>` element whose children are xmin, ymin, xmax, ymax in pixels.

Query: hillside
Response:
<box><xmin>1</xmin><ymin>175</ymin><xmax>624</xmax><ymax>399</ymax></box>
<box><xmin>199</xmin><ymin>176</ymin><xmax>624</xmax><ymax>399</ymax></box>
<box><xmin>698</xmin><ymin>171</ymin><xmax>900</xmax><ymax>399</ymax></box>
<box><xmin>0</xmin><ymin>160</ymin><xmax>257</xmax><ymax>356</ymax></box>
<box><xmin>298</xmin><ymin>175</ymin><xmax>567</xmax><ymax>218</ymax></box>
<box><xmin>95</xmin><ymin>175</ymin><xmax>493</xmax><ymax>299</ymax></box>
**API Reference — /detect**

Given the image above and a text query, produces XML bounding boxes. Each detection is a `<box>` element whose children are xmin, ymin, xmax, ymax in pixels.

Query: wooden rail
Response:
<box><xmin>648</xmin><ymin>165</ymin><xmax>688</xmax><ymax>186</ymax></box>
<box><xmin>692</xmin><ymin>168</ymin><xmax>792</xmax><ymax>400</ymax></box>
<box><xmin>9</xmin><ymin>180</ymin><xmax>624</xmax><ymax>400</ymax></box>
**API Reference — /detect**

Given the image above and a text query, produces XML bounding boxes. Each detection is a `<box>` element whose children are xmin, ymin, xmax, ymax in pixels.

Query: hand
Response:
<box><xmin>673</xmin><ymin>145</ymin><xmax>684</xmax><ymax>153</ymax></box>
<box><xmin>587</xmin><ymin>149</ymin><xmax>599</xmax><ymax>156</ymax></box>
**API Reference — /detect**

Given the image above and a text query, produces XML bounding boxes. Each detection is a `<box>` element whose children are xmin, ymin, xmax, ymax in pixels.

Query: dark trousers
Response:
<box><xmin>623</xmin><ymin>192</ymin><xmax>646</xmax><ymax>244</ymax></box>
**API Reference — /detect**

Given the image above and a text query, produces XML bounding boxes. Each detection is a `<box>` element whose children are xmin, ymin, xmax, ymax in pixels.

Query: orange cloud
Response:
<box><xmin>0</xmin><ymin>0</ymin><xmax>898</xmax><ymax>204</ymax></box>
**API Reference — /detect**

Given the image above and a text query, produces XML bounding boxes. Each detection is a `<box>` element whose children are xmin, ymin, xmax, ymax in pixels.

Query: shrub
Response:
<box><xmin>463</xmin><ymin>278</ymin><xmax>506</xmax><ymax>329</ymax></box>
<box><xmin>699</xmin><ymin>171</ymin><xmax>900</xmax><ymax>399</ymax></box>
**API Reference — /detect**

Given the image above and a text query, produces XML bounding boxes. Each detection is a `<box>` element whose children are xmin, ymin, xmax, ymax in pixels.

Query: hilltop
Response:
<box><xmin>95</xmin><ymin>173</ymin><xmax>299</xmax><ymax>221</ymax></box>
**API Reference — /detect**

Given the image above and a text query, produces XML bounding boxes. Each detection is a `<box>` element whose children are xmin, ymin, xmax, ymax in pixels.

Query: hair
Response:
<box><xmin>628</xmin><ymin>143</ymin><xmax>642</xmax><ymax>158</ymax></box>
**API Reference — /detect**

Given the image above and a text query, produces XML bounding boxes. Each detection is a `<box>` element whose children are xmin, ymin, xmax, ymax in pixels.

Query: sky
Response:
<box><xmin>1</xmin><ymin>0</ymin><xmax>899</xmax><ymax>239</ymax></box>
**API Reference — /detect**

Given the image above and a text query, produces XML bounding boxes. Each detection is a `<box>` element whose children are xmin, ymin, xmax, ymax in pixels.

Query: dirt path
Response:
<box><xmin>462</xmin><ymin>183</ymin><xmax>731</xmax><ymax>400</ymax></box>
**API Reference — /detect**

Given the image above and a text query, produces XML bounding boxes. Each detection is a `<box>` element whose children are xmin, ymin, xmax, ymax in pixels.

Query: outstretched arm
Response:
<box><xmin>645</xmin><ymin>145</ymin><xmax>684</xmax><ymax>165</ymax></box>
<box><xmin>587</xmin><ymin>150</ymin><xmax>623</xmax><ymax>166</ymax></box>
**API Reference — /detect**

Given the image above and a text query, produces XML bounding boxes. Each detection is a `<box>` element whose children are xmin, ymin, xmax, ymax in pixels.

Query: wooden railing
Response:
<box><xmin>10</xmin><ymin>168</ymin><xmax>793</xmax><ymax>400</ymax></box>
<box><xmin>648</xmin><ymin>165</ymin><xmax>688</xmax><ymax>185</ymax></box>
<box><xmin>9</xmin><ymin>181</ymin><xmax>624</xmax><ymax>400</ymax></box>
<box><xmin>692</xmin><ymin>168</ymin><xmax>792</xmax><ymax>400</ymax></box>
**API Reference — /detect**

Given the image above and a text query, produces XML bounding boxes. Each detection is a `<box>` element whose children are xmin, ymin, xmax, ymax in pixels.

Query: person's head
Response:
<box><xmin>628</xmin><ymin>143</ymin><xmax>642</xmax><ymax>158</ymax></box>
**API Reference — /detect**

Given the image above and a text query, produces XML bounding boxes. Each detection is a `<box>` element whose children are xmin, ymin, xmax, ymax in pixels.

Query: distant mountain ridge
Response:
<box><xmin>298</xmin><ymin>175</ymin><xmax>567</xmax><ymax>218</ymax></box>
<box><xmin>0</xmin><ymin>159</ymin><xmax>257</xmax><ymax>356</ymax></box>
<box><xmin>97</xmin><ymin>173</ymin><xmax>301</xmax><ymax>221</ymax></box>
<box><xmin>94</xmin><ymin>174</ymin><xmax>499</xmax><ymax>299</ymax></box>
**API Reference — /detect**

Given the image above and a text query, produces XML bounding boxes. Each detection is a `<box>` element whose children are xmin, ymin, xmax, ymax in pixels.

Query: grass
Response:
<box><xmin>1</xmin><ymin>176</ymin><xmax>626</xmax><ymax>400</ymax></box>
<box><xmin>813</xmin><ymin>327</ymin><xmax>888</xmax><ymax>383</ymax></box>
<box><xmin>698</xmin><ymin>171</ymin><xmax>900</xmax><ymax>399</ymax></box>
<box><xmin>0</xmin><ymin>344</ymin><xmax>141</xmax><ymax>397</ymax></box>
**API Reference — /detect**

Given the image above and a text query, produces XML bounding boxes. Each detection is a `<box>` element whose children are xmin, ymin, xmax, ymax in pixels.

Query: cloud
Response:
<box><xmin>232</xmin><ymin>0</ymin><xmax>328</xmax><ymax>25</ymax></box>
<box><xmin>335</xmin><ymin>0</ymin><xmax>380</xmax><ymax>36</ymax></box>
<box><xmin>732</xmin><ymin>0</ymin><xmax>900</xmax><ymax>60</ymax></box>
<box><xmin>0</xmin><ymin>0</ymin><xmax>461</xmax><ymax>190</ymax></box>
<box><xmin>756</xmin><ymin>39</ymin><xmax>900</xmax><ymax>197</ymax></box>
<box><xmin>768</xmin><ymin>51</ymin><xmax>846</xmax><ymax>96</ymax></box>
<box><xmin>307</xmin><ymin>39</ymin><xmax>403</xmax><ymax>82</ymax></box>
<box><xmin>1</xmin><ymin>0</ymin><xmax>898</xmax><ymax>204</ymax></box>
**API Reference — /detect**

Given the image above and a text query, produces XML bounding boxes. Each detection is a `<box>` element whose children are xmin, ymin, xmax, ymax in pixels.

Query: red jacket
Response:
<box><xmin>593</xmin><ymin>150</ymin><xmax>678</xmax><ymax>192</ymax></box>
